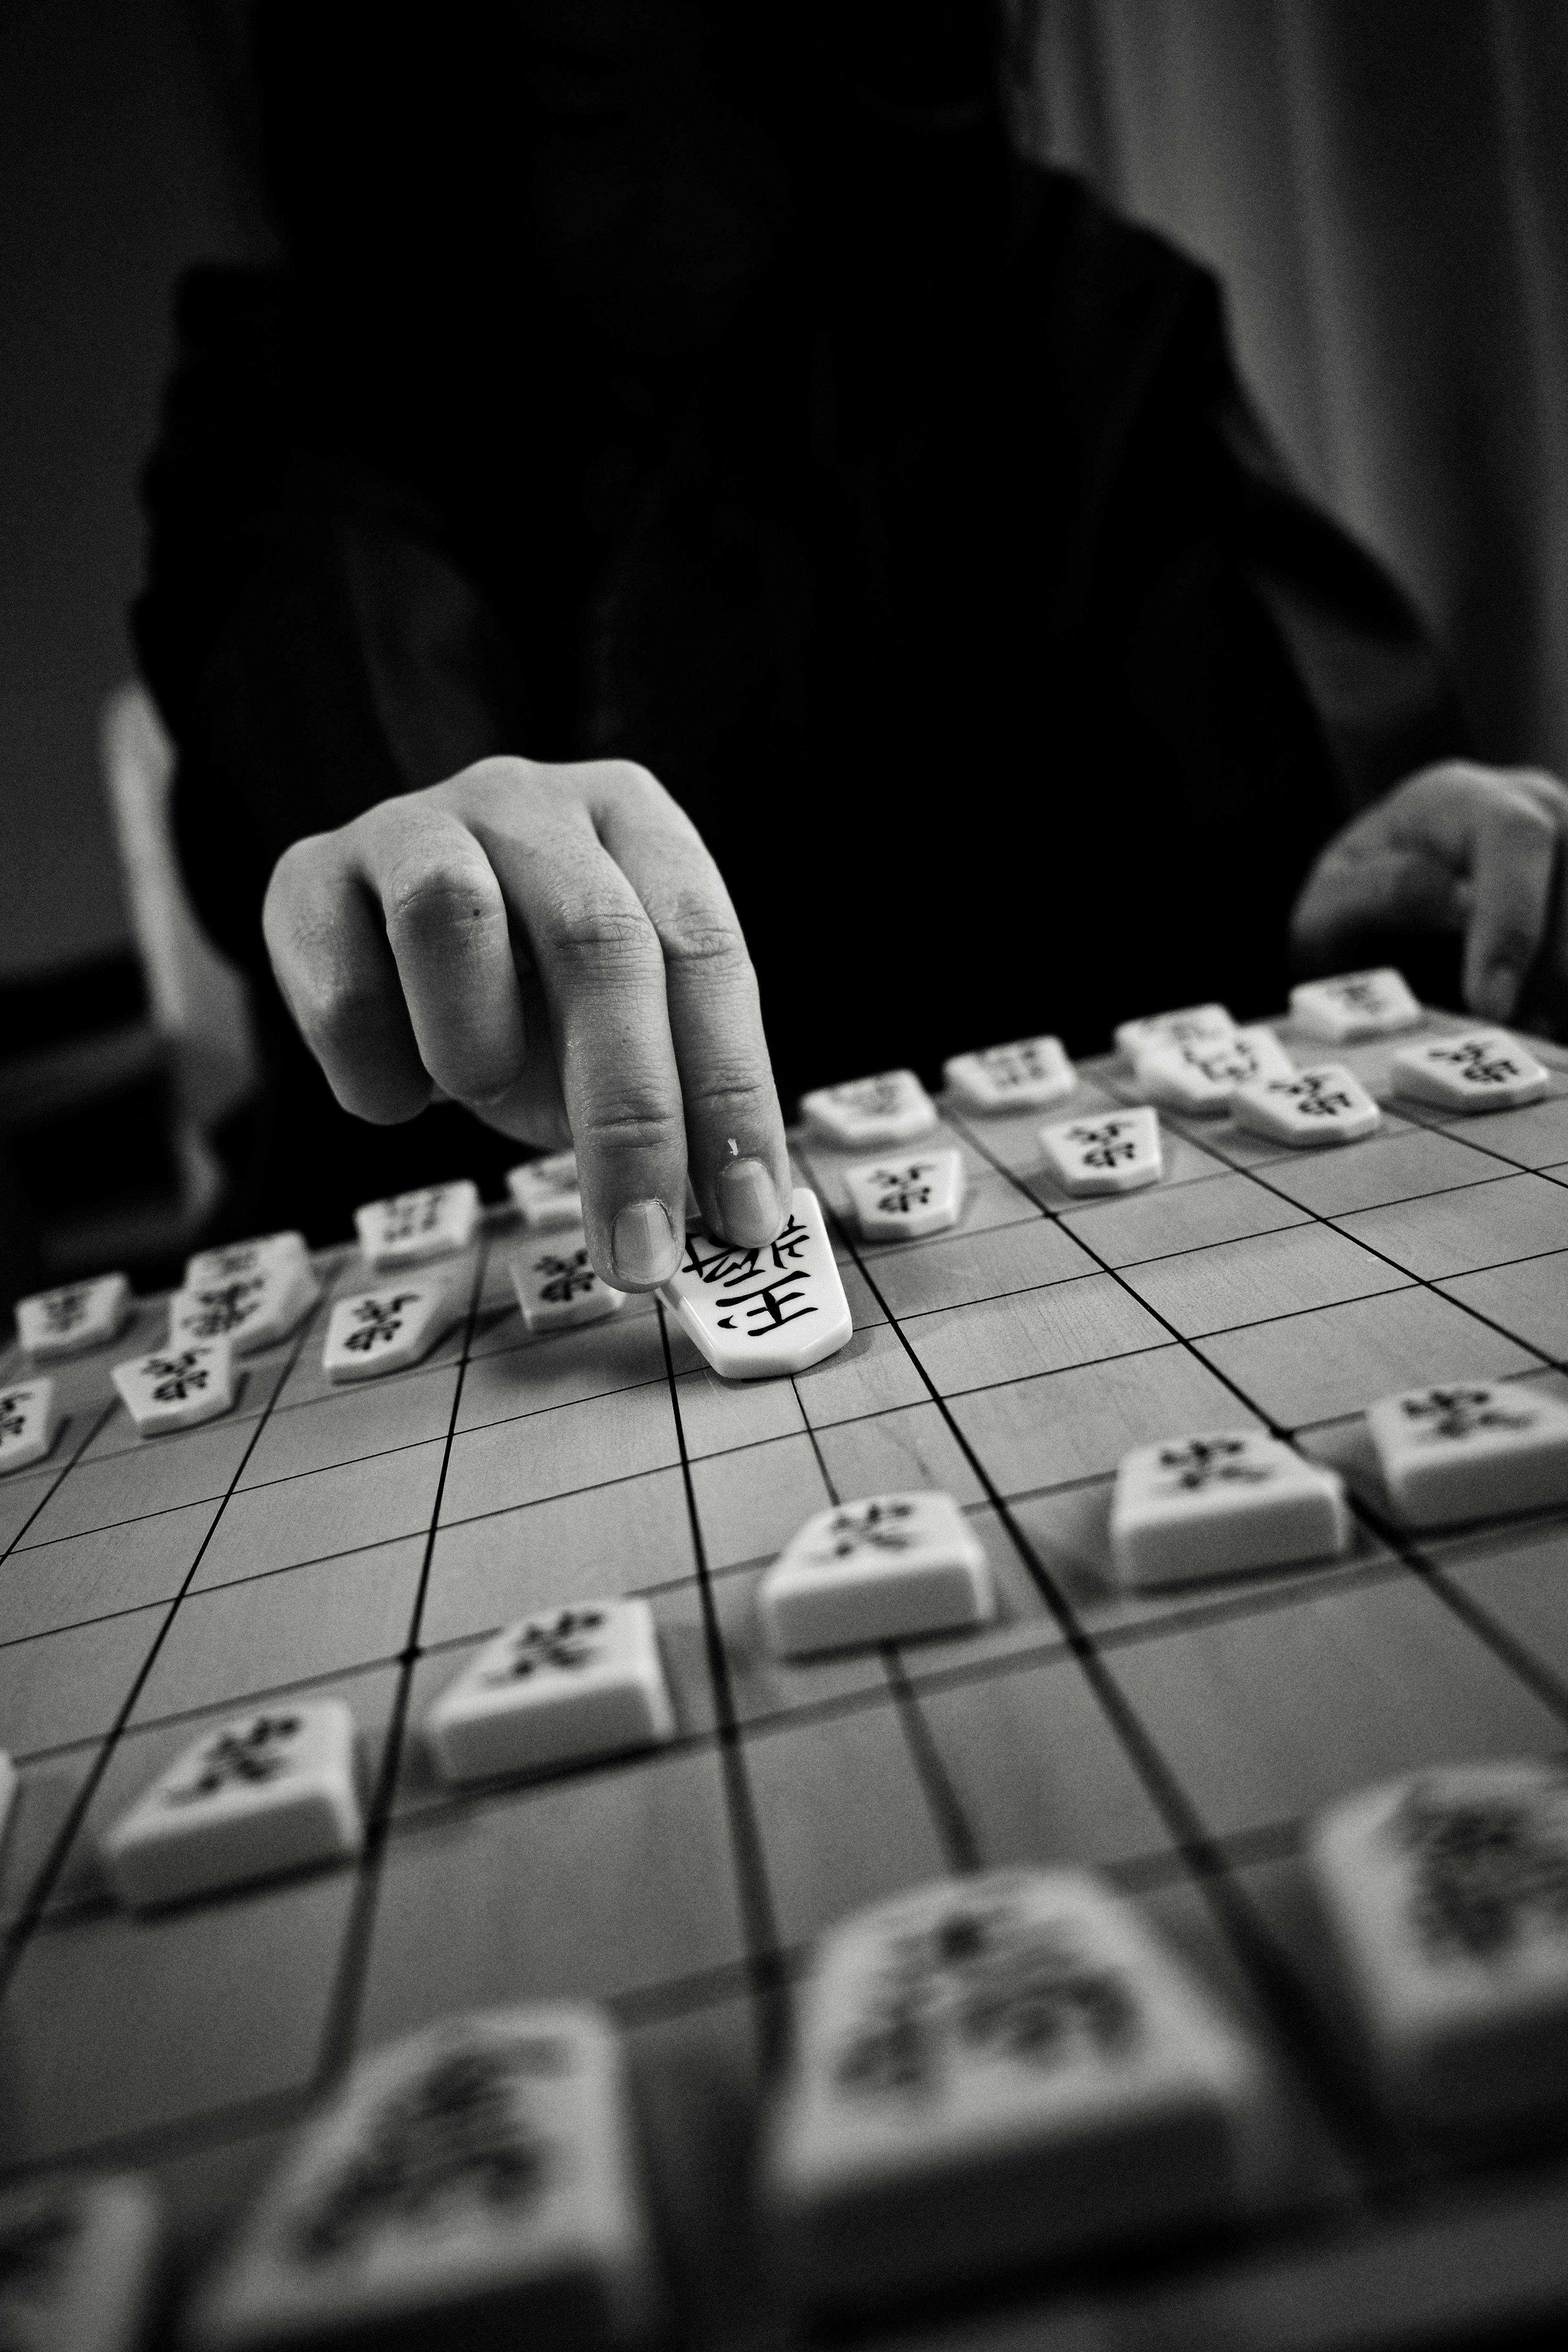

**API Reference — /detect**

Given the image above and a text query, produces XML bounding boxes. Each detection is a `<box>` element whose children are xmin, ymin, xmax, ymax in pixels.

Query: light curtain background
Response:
<box><xmin>1016</xmin><ymin>0</ymin><xmax>1568</xmax><ymax>782</ymax></box>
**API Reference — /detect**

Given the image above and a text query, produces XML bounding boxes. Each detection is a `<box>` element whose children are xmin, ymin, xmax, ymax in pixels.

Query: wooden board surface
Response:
<box><xmin>6</xmin><ymin>1004</ymin><xmax>1568</xmax><ymax>2347</ymax></box>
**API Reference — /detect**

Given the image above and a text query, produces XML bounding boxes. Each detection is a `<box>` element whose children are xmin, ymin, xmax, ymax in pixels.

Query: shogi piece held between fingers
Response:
<box><xmin>800</xmin><ymin>1069</ymin><xmax>937</xmax><ymax>1148</ymax></box>
<box><xmin>1366</xmin><ymin>1379</ymin><xmax>1568</xmax><ymax>1527</ymax></box>
<box><xmin>844</xmin><ymin>1149</ymin><xmax>965</xmax><ymax>1242</ymax></box>
<box><xmin>1230</xmin><ymin>1062</ymin><xmax>1380</xmax><ymax>1148</ymax></box>
<box><xmin>0</xmin><ymin>2172</ymin><xmax>163</xmax><ymax>2352</ymax></box>
<box><xmin>112</xmin><ymin>1339</ymin><xmax>235</xmax><ymax>1436</ymax></box>
<box><xmin>323</xmin><ymin>1280</ymin><xmax>460</xmax><ymax>1383</ymax></box>
<box><xmin>102</xmin><ymin>1700</ymin><xmax>363</xmax><ymax>1910</ymax></box>
<box><xmin>1310</xmin><ymin>1759</ymin><xmax>1568</xmax><ymax>2129</ymax></box>
<box><xmin>1290</xmin><ymin>967</ymin><xmax>1421</xmax><ymax>1041</ymax></box>
<box><xmin>170</xmin><ymin>1231</ymin><xmax>321</xmax><ymax>1355</ymax></box>
<box><xmin>16</xmin><ymin>1272</ymin><xmax>130</xmax><ymax>1360</ymax></box>
<box><xmin>0</xmin><ymin>1379</ymin><xmax>59</xmax><ymax>1477</ymax></box>
<box><xmin>355</xmin><ymin>1179</ymin><xmax>480</xmax><ymax>1268</ymax></box>
<box><xmin>184</xmin><ymin>2006</ymin><xmax>660</xmax><ymax>2352</ymax></box>
<box><xmin>508</xmin><ymin>1150</ymin><xmax>584</xmax><ymax>1230</ymax></box>
<box><xmin>759</xmin><ymin>1491</ymin><xmax>993</xmax><ymax>1655</ymax></box>
<box><xmin>1134</xmin><ymin>1025</ymin><xmax>1294</xmax><ymax>1116</ymax></box>
<box><xmin>1111</xmin><ymin>1430</ymin><xmax>1350</xmax><ymax>1588</ymax></box>
<box><xmin>1039</xmin><ymin>1106</ymin><xmax>1162</xmax><ymax>1196</ymax></box>
<box><xmin>1390</xmin><ymin>1031</ymin><xmax>1550</xmax><ymax>1114</ymax></box>
<box><xmin>944</xmin><ymin>1036</ymin><xmax>1076</xmax><ymax>1112</ymax></box>
<box><xmin>661</xmin><ymin>1186</ymin><xmax>852</xmax><ymax>1379</ymax></box>
<box><xmin>510</xmin><ymin>1235</ymin><xmax>626</xmax><ymax>1334</ymax></box>
<box><xmin>764</xmin><ymin>1867</ymin><xmax>1259</xmax><ymax>2312</ymax></box>
<box><xmin>425</xmin><ymin>1600</ymin><xmax>675</xmax><ymax>1784</ymax></box>
<box><xmin>1114</xmin><ymin>1003</ymin><xmax>1235</xmax><ymax>1061</ymax></box>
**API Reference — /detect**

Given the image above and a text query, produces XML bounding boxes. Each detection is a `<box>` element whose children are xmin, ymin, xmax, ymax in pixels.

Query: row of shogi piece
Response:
<box><xmin>5</xmin><ymin>1751</ymin><xmax>1567</xmax><ymax>2349</ymax></box>
<box><xmin>1</xmin><ymin>963</ymin><xmax>1553</xmax><ymax>1463</ymax></box>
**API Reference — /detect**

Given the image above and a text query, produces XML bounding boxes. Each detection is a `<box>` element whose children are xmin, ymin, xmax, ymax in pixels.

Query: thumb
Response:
<box><xmin>1291</xmin><ymin>837</ymin><xmax>1468</xmax><ymax>968</ymax></box>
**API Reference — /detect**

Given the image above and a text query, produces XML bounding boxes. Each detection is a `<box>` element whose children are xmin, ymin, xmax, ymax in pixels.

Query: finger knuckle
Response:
<box><xmin>292</xmin><ymin>968</ymin><xmax>388</xmax><ymax>1059</ymax></box>
<box><xmin>582</xmin><ymin>1100</ymin><xmax>682</xmax><ymax>1159</ymax></box>
<box><xmin>546</xmin><ymin>891</ymin><xmax>661</xmax><ymax>973</ymax></box>
<box><xmin>383</xmin><ymin>852</ymin><xmax>504</xmax><ymax>940</ymax></box>
<box><xmin>649</xmin><ymin>890</ymin><xmax>747</xmax><ymax>972</ymax></box>
<box><xmin>1494</xmin><ymin>796</ymin><xmax>1557</xmax><ymax>857</ymax></box>
<box><xmin>595</xmin><ymin>757</ymin><xmax>666</xmax><ymax>809</ymax></box>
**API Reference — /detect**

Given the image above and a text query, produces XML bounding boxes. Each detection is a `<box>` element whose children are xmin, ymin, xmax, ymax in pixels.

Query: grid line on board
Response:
<box><xmin>312</xmin><ymin>1238</ymin><xmax>492</xmax><ymax>2082</ymax></box>
<box><xmin>655</xmin><ymin>1297</ymin><xmax>788</xmax><ymax>2065</ymax></box>
<box><xmin>0</xmin><ymin>1299</ymin><xmax>322</xmax><ymax>1993</ymax></box>
<box><xmin>794</xmin><ymin>1129</ymin><xmax>1409</xmax><ymax>2179</ymax></box>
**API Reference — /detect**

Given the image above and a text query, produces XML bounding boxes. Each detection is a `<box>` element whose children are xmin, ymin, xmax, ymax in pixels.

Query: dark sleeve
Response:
<box><xmin>131</xmin><ymin>265</ymin><xmax>523</xmax><ymax>973</ymax></box>
<box><xmin>1045</xmin><ymin>171</ymin><xmax>1466</xmax><ymax>813</ymax></box>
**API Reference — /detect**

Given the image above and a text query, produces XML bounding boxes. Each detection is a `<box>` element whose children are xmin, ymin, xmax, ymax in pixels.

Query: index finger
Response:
<box><xmin>1394</xmin><ymin>766</ymin><xmax>1559</xmax><ymax>1022</ymax></box>
<box><xmin>472</xmin><ymin>790</ymin><xmax>689</xmax><ymax>1288</ymax></box>
<box><xmin>592</xmin><ymin>771</ymin><xmax>788</xmax><ymax>1248</ymax></box>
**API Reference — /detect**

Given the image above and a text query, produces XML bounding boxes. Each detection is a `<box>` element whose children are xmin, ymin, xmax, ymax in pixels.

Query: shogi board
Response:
<box><xmin>7</xmin><ymin>1004</ymin><xmax>1568</xmax><ymax>2349</ymax></box>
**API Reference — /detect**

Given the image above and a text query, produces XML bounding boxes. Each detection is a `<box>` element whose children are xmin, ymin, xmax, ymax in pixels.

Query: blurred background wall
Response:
<box><xmin>1018</xmin><ymin>0</ymin><xmax>1568</xmax><ymax>786</ymax></box>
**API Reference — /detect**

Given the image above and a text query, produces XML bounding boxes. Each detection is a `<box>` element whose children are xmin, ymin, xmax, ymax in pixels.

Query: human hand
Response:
<box><xmin>261</xmin><ymin>755</ymin><xmax>789</xmax><ymax>1286</ymax></box>
<box><xmin>1291</xmin><ymin>760</ymin><xmax>1568</xmax><ymax>1032</ymax></box>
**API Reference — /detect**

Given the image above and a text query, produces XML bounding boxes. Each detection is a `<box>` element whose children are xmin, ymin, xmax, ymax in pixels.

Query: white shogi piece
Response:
<box><xmin>765</xmin><ymin>1867</ymin><xmax>1259</xmax><ymax>2310</ymax></box>
<box><xmin>425</xmin><ymin>1600</ymin><xmax>675</xmax><ymax>1784</ymax></box>
<box><xmin>322</xmin><ymin>1278</ymin><xmax>460</xmax><ymax>1384</ymax></box>
<box><xmin>0</xmin><ymin>1379</ymin><xmax>59</xmax><ymax>1477</ymax></box>
<box><xmin>1230</xmin><ymin>1061</ymin><xmax>1381</xmax><ymax>1148</ymax></box>
<box><xmin>15</xmin><ymin>1272</ymin><xmax>131</xmax><ymax>1361</ymax></box>
<box><xmin>102</xmin><ymin>1700</ymin><xmax>363</xmax><ymax>1911</ymax></box>
<box><xmin>1134</xmin><ymin>1024</ymin><xmax>1295</xmax><ymax>1116</ymax></box>
<box><xmin>111</xmin><ymin>1339</ymin><xmax>235</xmax><ymax>1437</ymax></box>
<box><xmin>800</xmin><ymin>1069</ymin><xmax>937</xmax><ymax>1147</ymax></box>
<box><xmin>1290</xmin><ymin>967</ymin><xmax>1422</xmax><ymax>1041</ymax></box>
<box><xmin>759</xmin><ymin>1492</ymin><xmax>994</xmax><ymax>1656</ymax></box>
<box><xmin>170</xmin><ymin>1231</ymin><xmax>320</xmax><ymax>1356</ymax></box>
<box><xmin>943</xmin><ymin>1035</ymin><xmax>1077</xmax><ymax>1113</ymax></box>
<box><xmin>0</xmin><ymin>1750</ymin><xmax>15</xmax><ymax>1847</ymax></box>
<box><xmin>661</xmin><ymin>1186</ymin><xmax>852</xmax><ymax>1380</ymax></box>
<box><xmin>0</xmin><ymin>2172</ymin><xmax>163</xmax><ymax>2352</ymax></box>
<box><xmin>1038</xmin><ymin>1106</ymin><xmax>1162</xmax><ymax>1196</ymax></box>
<box><xmin>509</xmin><ymin>1235</ymin><xmax>627</xmax><ymax>1334</ymax></box>
<box><xmin>1113</xmin><ymin>1002</ymin><xmax>1235</xmax><ymax>1061</ymax></box>
<box><xmin>844</xmin><ymin>1149</ymin><xmax>965</xmax><ymax>1243</ymax></box>
<box><xmin>1110</xmin><ymin>1430</ymin><xmax>1350</xmax><ymax>1588</ymax></box>
<box><xmin>1390</xmin><ymin>1029</ymin><xmax>1550</xmax><ymax>1114</ymax></box>
<box><xmin>355</xmin><ymin>1179</ymin><xmax>480</xmax><ymax>1269</ymax></box>
<box><xmin>1310</xmin><ymin>1759</ymin><xmax>1568</xmax><ymax>2128</ymax></box>
<box><xmin>508</xmin><ymin>1150</ymin><xmax>584</xmax><ymax>1231</ymax></box>
<box><xmin>1366</xmin><ymin>1379</ymin><xmax>1568</xmax><ymax>1527</ymax></box>
<box><xmin>185</xmin><ymin>2005</ymin><xmax>659</xmax><ymax>2352</ymax></box>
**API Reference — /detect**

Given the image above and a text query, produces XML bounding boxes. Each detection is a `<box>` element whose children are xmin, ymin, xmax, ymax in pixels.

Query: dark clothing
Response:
<box><xmin>134</xmin><ymin>6</ymin><xmax>1463</xmax><ymax>1243</ymax></box>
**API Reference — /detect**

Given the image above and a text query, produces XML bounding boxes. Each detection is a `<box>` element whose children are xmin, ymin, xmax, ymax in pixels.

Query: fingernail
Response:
<box><xmin>715</xmin><ymin>1157</ymin><xmax>783</xmax><ymax>1245</ymax></box>
<box><xmin>1478</xmin><ymin>963</ymin><xmax>1521</xmax><ymax>1022</ymax></box>
<box><xmin>611</xmin><ymin>1197</ymin><xmax>679</xmax><ymax>1286</ymax></box>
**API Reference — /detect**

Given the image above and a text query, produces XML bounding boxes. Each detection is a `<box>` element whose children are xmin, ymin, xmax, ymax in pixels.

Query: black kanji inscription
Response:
<box><xmin>1399</xmin><ymin>1386</ymin><xmax>1534</xmax><ymax>1444</ymax></box>
<box><xmin>1155</xmin><ymin>1437</ymin><xmax>1273</xmax><ymax>1492</ymax></box>
<box><xmin>683</xmin><ymin>1215</ymin><xmax>817</xmax><ymax>1339</ymax></box>
<box><xmin>836</xmin><ymin>1896</ymin><xmax>1137</xmax><ymax>2100</ymax></box>
<box><xmin>144</xmin><ymin>1351</ymin><xmax>213</xmax><ymax>1402</ymax></box>
<box><xmin>179</xmin><ymin>1279</ymin><xmax>265</xmax><ymax>1338</ymax></box>
<box><xmin>1394</xmin><ymin>1779</ymin><xmax>1568</xmax><ymax>1962</ymax></box>
<box><xmin>533</xmin><ymin>1248</ymin><xmax>597</xmax><ymax>1304</ymax></box>
<box><xmin>294</xmin><ymin>2040</ymin><xmax>557</xmax><ymax>2259</ymax></box>
<box><xmin>481</xmin><ymin>1608</ymin><xmax>607</xmax><ymax>1683</ymax></box>
<box><xmin>167</xmin><ymin>1713</ymin><xmax>302</xmax><ymax>1804</ymax></box>
<box><xmin>341</xmin><ymin>1294</ymin><xmax>421</xmax><ymax>1354</ymax></box>
<box><xmin>872</xmin><ymin>1165</ymin><xmax>934</xmax><ymax>1214</ymax></box>
<box><xmin>1067</xmin><ymin>1120</ymin><xmax>1138</xmax><ymax>1169</ymax></box>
